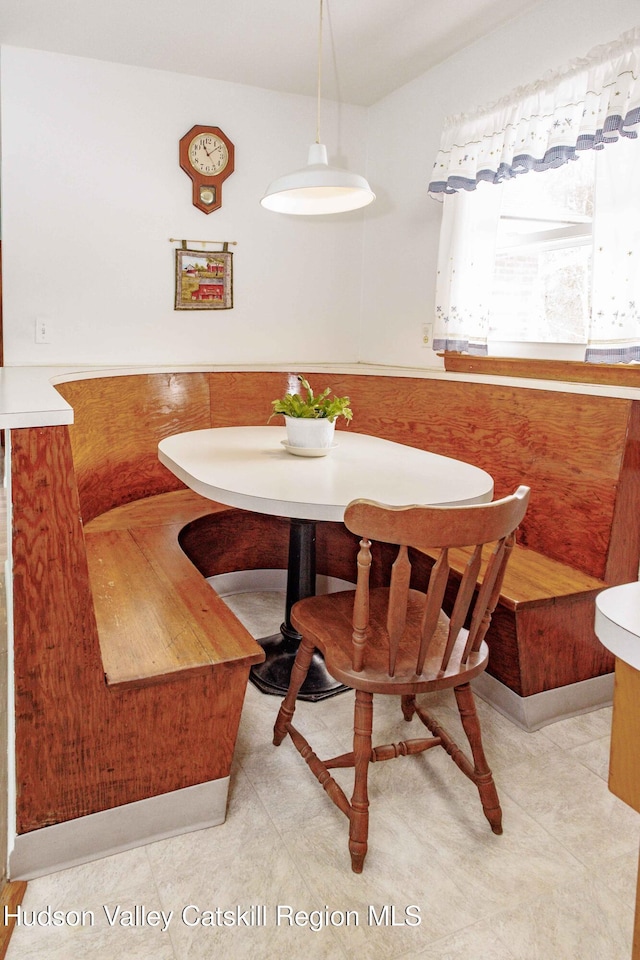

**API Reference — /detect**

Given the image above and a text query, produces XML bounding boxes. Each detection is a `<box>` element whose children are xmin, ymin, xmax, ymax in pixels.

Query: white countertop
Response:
<box><xmin>0</xmin><ymin>367</ymin><xmax>74</xmax><ymax>428</ymax></box>
<box><xmin>158</xmin><ymin>426</ymin><xmax>494</xmax><ymax>522</ymax></box>
<box><xmin>595</xmin><ymin>582</ymin><xmax>640</xmax><ymax>671</ymax></box>
<box><xmin>2</xmin><ymin>362</ymin><xmax>640</xmax><ymax>430</ymax></box>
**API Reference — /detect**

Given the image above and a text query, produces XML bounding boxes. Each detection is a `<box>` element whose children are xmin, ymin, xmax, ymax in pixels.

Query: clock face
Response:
<box><xmin>188</xmin><ymin>133</ymin><xmax>229</xmax><ymax>176</ymax></box>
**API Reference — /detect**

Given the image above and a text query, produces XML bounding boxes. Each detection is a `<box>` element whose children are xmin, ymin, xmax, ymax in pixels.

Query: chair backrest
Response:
<box><xmin>343</xmin><ymin>486</ymin><xmax>530</xmax><ymax>677</ymax></box>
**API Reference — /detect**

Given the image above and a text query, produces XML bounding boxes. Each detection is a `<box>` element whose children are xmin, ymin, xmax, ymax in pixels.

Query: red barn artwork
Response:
<box><xmin>175</xmin><ymin>247</ymin><xmax>233</xmax><ymax>310</ymax></box>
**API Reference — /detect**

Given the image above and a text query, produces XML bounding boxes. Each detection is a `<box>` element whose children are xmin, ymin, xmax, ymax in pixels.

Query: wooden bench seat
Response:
<box><xmin>430</xmin><ymin>541</ymin><xmax>607</xmax><ymax>611</ymax></box>
<box><xmin>418</xmin><ymin>541</ymin><xmax>609</xmax><ymax>697</ymax></box>
<box><xmin>84</xmin><ymin>490</ymin><xmax>265</xmax><ymax>689</ymax></box>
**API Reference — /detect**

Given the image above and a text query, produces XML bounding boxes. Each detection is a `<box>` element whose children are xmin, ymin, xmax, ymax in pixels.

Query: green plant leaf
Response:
<box><xmin>268</xmin><ymin>376</ymin><xmax>353</xmax><ymax>424</ymax></box>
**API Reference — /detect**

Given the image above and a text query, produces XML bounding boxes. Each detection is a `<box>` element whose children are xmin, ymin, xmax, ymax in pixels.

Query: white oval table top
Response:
<box><xmin>595</xmin><ymin>581</ymin><xmax>640</xmax><ymax>672</ymax></box>
<box><xmin>158</xmin><ymin>426</ymin><xmax>494</xmax><ymax>522</ymax></box>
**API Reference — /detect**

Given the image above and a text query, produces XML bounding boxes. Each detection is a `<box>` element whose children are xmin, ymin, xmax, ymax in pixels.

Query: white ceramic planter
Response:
<box><xmin>284</xmin><ymin>416</ymin><xmax>336</xmax><ymax>449</ymax></box>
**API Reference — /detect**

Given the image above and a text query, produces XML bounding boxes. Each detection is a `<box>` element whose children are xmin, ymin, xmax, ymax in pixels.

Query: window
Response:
<box><xmin>490</xmin><ymin>153</ymin><xmax>594</xmax><ymax>345</ymax></box>
<box><xmin>428</xmin><ymin>28</ymin><xmax>640</xmax><ymax>362</ymax></box>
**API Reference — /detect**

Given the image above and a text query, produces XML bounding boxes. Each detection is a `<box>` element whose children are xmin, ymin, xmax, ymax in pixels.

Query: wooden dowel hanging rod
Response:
<box><xmin>169</xmin><ymin>238</ymin><xmax>238</xmax><ymax>245</ymax></box>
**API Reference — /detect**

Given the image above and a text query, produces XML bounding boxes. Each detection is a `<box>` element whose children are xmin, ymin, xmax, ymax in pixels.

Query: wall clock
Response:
<box><xmin>179</xmin><ymin>125</ymin><xmax>235</xmax><ymax>214</ymax></box>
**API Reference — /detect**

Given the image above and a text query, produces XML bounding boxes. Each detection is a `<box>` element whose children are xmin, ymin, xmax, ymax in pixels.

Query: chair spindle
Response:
<box><xmin>387</xmin><ymin>544</ymin><xmax>411</xmax><ymax>676</ymax></box>
<box><xmin>352</xmin><ymin>537</ymin><xmax>372</xmax><ymax>672</ymax></box>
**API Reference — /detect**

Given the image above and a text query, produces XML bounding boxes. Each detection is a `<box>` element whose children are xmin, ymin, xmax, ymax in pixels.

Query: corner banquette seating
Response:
<box><xmin>10</xmin><ymin>369</ymin><xmax>638</xmax><ymax>842</ymax></box>
<box><xmin>274</xmin><ymin>486</ymin><xmax>530</xmax><ymax>872</ymax></box>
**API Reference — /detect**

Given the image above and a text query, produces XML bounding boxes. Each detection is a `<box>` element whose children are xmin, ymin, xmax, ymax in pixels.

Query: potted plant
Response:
<box><xmin>269</xmin><ymin>376</ymin><xmax>353</xmax><ymax>454</ymax></box>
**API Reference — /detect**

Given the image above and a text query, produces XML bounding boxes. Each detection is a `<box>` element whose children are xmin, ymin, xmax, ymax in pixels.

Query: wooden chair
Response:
<box><xmin>273</xmin><ymin>485</ymin><xmax>530</xmax><ymax>873</ymax></box>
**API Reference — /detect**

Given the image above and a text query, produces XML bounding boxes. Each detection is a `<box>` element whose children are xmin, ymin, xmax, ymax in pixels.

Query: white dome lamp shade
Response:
<box><xmin>260</xmin><ymin>0</ymin><xmax>375</xmax><ymax>216</ymax></box>
<box><xmin>261</xmin><ymin>143</ymin><xmax>375</xmax><ymax>215</ymax></box>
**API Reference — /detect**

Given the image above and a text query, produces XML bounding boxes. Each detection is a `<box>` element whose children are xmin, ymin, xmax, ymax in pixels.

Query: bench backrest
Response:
<box><xmin>56</xmin><ymin>370</ymin><xmax>640</xmax><ymax>583</ymax></box>
<box><xmin>56</xmin><ymin>374</ymin><xmax>212</xmax><ymax>522</ymax></box>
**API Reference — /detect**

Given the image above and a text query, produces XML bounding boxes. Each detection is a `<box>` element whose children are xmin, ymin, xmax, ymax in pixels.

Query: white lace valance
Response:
<box><xmin>428</xmin><ymin>27</ymin><xmax>640</xmax><ymax>198</ymax></box>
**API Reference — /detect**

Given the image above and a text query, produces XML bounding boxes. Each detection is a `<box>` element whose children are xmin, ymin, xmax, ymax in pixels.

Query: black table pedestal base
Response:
<box><xmin>248</xmin><ymin>517</ymin><xmax>349</xmax><ymax>701</ymax></box>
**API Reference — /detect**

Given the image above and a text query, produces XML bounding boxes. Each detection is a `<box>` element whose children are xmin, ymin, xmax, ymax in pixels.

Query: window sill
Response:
<box><xmin>440</xmin><ymin>353</ymin><xmax>640</xmax><ymax>387</ymax></box>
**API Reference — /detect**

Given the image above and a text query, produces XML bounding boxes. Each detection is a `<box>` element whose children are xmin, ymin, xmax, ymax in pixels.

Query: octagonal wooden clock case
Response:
<box><xmin>179</xmin><ymin>125</ymin><xmax>235</xmax><ymax>214</ymax></box>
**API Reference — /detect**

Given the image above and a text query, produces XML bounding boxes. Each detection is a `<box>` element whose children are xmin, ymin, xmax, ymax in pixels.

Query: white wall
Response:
<box><xmin>2</xmin><ymin>1</ymin><xmax>639</xmax><ymax>369</ymax></box>
<box><xmin>360</xmin><ymin>0</ymin><xmax>640</xmax><ymax>369</ymax></box>
<box><xmin>0</xmin><ymin>47</ymin><xmax>368</xmax><ymax>365</ymax></box>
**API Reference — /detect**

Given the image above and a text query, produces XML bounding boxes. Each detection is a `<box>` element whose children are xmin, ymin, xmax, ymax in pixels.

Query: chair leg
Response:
<box><xmin>349</xmin><ymin>689</ymin><xmax>373</xmax><ymax>873</ymax></box>
<box><xmin>273</xmin><ymin>637</ymin><xmax>316</xmax><ymax>746</ymax></box>
<box><xmin>401</xmin><ymin>694</ymin><xmax>416</xmax><ymax>721</ymax></box>
<box><xmin>454</xmin><ymin>682</ymin><xmax>503</xmax><ymax>835</ymax></box>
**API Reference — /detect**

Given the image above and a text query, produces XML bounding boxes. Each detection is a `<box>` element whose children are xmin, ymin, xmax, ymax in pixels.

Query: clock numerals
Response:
<box><xmin>189</xmin><ymin>135</ymin><xmax>229</xmax><ymax>176</ymax></box>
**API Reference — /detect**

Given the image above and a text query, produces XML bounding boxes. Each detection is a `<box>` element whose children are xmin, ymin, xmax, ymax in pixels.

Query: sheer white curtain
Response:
<box><xmin>434</xmin><ymin>186</ymin><xmax>503</xmax><ymax>354</ymax></box>
<box><xmin>587</xmin><ymin>137</ymin><xmax>640</xmax><ymax>362</ymax></box>
<box><xmin>429</xmin><ymin>28</ymin><xmax>640</xmax><ymax>358</ymax></box>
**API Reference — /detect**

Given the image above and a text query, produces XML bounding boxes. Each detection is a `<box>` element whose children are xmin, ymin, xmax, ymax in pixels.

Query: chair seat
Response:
<box><xmin>291</xmin><ymin>588</ymin><xmax>489</xmax><ymax>695</ymax></box>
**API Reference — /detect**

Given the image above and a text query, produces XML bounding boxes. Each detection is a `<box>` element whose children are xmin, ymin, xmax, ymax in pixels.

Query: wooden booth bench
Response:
<box><xmin>10</xmin><ymin>374</ymin><xmax>273</xmax><ymax>861</ymax></box>
<box><xmin>10</xmin><ymin>368</ymin><xmax>640</xmax><ymax>866</ymax></box>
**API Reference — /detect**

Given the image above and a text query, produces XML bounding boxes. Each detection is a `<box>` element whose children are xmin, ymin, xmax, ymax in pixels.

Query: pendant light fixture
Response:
<box><xmin>260</xmin><ymin>0</ymin><xmax>375</xmax><ymax>215</ymax></box>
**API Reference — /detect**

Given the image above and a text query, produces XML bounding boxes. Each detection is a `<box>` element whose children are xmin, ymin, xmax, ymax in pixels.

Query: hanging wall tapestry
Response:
<box><xmin>174</xmin><ymin>244</ymin><xmax>233</xmax><ymax>310</ymax></box>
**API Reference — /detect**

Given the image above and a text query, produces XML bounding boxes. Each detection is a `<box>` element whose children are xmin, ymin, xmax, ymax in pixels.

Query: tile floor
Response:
<box><xmin>6</xmin><ymin>590</ymin><xmax>639</xmax><ymax>960</ymax></box>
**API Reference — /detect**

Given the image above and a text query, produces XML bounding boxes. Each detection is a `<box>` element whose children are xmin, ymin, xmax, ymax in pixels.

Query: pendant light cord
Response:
<box><xmin>316</xmin><ymin>0</ymin><xmax>323</xmax><ymax>144</ymax></box>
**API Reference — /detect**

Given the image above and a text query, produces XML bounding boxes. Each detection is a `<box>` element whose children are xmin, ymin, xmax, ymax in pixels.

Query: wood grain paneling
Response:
<box><xmin>86</xmin><ymin>523</ymin><xmax>263</xmax><ymax>688</ymax></box>
<box><xmin>515</xmin><ymin>597</ymin><xmax>613</xmax><ymax>697</ymax></box>
<box><xmin>609</xmin><ymin>659</ymin><xmax>640</xmax><ymax>812</ymax></box>
<box><xmin>416</xmin><ymin>542</ymin><xmax>611</xmax><ymax>695</ymax></box>
<box><xmin>58</xmin><ymin>370</ymin><xmax>635</xmax><ymax>581</ymax></box>
<box><xmin>606</xmin><ymin>399</ymin><xmax>640</xmax><ymax>585</ymax></box>
<box><xmin>422</xmin><ymin>542</ymin><xmax>606</xmax><ymax>610</ymax></box>
<box><xmin>442</xmin><ymin>353</ymin><xmax>640</xmax><ymax>387</ymax></box>
<box><xmin>55</xmin><ymin>374</ymin><xmax>211</xmax><ymax>522</ymax></box>
<box><xmin>608</xmin><ymin>661</ymin><xmax>640</xmax><ymax>960</ymax></box>
<box><xmin>179</xmin><ymin>510</ymin><xmax>360</xmax><ymax>588</ymax></box>
<box><xmin>304</xmin><ymin>373</ymin><xmax>631</xmax><ymax>581</ymax></box>
<box><xmin>179</xmin><ymin>509</ymin><xmax>291</xmax><ymax>577</ymax></box>
<box><xmin>208</xmin><ymin>371</ymin><xmax>293</xmax><ymax>427</ymax></box>
<box><xmin>133</xmin><ymin>520</ymin><xmax>265</xmax><ymax>670</ymax></box>
<box><xmin>14</xmin><ymin>370</ymin><xmax>638</xmax><ymax>832</ymax></box>
<box><xmin>84</xmin><ymin>487</ymin><xmax>224</xmax><ymax>532</ymax></box>
<box><xmin>12</xmin><ymin>426</ymin><xmax>254</xmax><ymax>833</ymax></box>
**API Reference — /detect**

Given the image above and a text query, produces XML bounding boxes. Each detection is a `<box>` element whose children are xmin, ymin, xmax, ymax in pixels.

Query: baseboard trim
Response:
<box><xmin>472</xmin><ymin>671</ymin><xmax>614</xmax><ymax>731</ymax></box>
<box><xmin>9</xmin><ymin>777</ymin><xmax>229</xmax><ymax>881</ymax></box>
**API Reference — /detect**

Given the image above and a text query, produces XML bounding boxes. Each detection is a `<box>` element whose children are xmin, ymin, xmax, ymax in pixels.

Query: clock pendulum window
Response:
<box><xmin>179</xmin><ymin>125</ymin><xmax>235</xmax><ymax>214</ymax></box>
